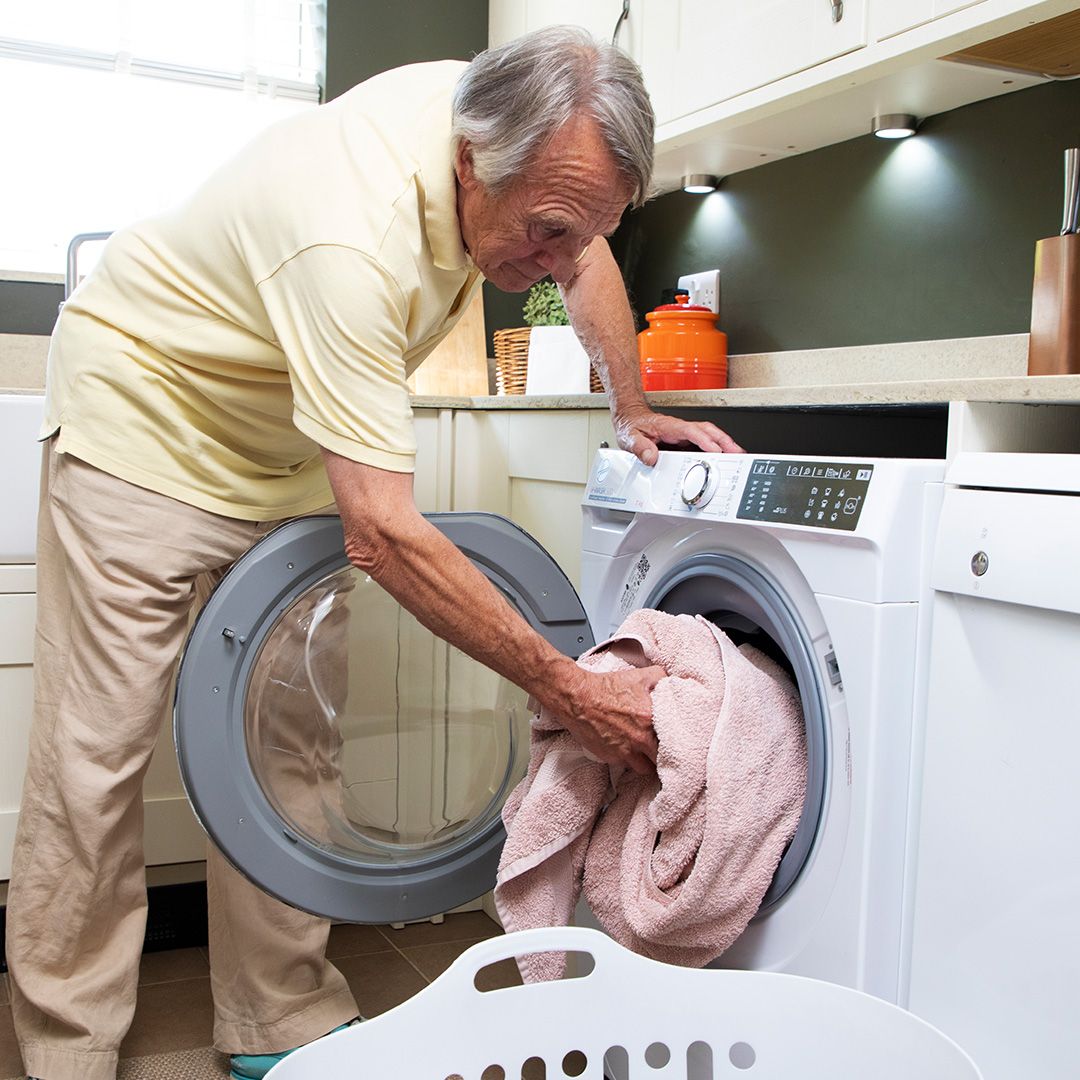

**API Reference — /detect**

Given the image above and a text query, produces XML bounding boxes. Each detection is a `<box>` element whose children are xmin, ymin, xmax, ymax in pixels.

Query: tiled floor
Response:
<box><xmin>0</xmin><ymin>910</ymin><xmax>518</xmax><ymax>1079</ymax></box>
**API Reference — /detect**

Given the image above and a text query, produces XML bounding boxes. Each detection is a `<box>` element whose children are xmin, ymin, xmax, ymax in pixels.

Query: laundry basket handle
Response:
<box><xmin>439</xmin><ymin>925</ymin><xmax>637</xmax><ymax>994</ymax></box>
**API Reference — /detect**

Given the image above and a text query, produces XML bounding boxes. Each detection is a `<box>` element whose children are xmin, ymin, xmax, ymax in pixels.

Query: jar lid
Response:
<box><xmin>653</xmin><ymin>302</ymin><xmax>712</xmax><ymax>311</ymax></box>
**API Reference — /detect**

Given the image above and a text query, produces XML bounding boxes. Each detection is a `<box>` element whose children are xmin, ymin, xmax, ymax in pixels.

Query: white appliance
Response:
<box><xmin>902</xmin><ymin>451</ymin><xmax>1080</xmax><ymax>1078</ymax></box>
<box><xmin>170</xmin><ymin>443</ymin><xmax>947</xmax><ymax>1003</ymax></box>
<box><xmin>578</xmin><ymin>448</ymin><xmax>945</xmax><ymax>1002</ymax></box>
<box><xmin>0</xmin><ymin>393</ymin><xmax>46</xmax><ymax>562</ymax></box>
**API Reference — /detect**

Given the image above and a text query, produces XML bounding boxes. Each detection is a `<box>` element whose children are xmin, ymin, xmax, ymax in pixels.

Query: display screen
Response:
<box><xmin>736</xmin><ymin>459</ymin><xmax>874</xmax><ymax>531</ymax></box>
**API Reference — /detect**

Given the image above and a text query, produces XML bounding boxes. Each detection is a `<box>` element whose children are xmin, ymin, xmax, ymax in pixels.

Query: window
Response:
<box><xmin>0</xmin><ymin>1</ymin><xmax>326</xmax><ymax>276</ymax></box>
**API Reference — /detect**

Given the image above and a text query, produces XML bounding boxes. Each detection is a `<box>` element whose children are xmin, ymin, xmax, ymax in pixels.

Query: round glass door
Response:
<box><xmin>244</xmin><ymin>565</ymin><xmax>529</xmax><ymax>864</ymax></box>
<box><xmin>175</xmin><ymin>513</ymin><xmax>592</xmax><ymax>923</ymax></box>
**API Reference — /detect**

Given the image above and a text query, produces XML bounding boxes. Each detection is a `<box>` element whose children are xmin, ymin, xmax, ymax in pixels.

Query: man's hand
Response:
<box><xmin>560</xmin><ymin>662</ymin><xmax>665</xmax><ymax>775</ymax></box>
<box><xmin>613</xmin><ymin>405</ymin><xmax>744</xmax><ymax>467</ymax></box>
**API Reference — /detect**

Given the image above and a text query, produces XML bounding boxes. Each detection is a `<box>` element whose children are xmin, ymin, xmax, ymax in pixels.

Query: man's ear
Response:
<box><xmin>454</xmin><ymin>139</ymin><xmax>478</xmax><ymax>189</ymax></box>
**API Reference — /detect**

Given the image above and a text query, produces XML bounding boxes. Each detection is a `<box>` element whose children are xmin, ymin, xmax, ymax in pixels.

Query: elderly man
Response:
<box><xmin>7</xmin><ymin>25</ymin><xmax>739</xmax><ymax>1080</ymax></box>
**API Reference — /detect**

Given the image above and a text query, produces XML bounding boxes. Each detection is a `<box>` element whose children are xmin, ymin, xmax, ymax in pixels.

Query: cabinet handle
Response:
<box><xmin>830</xmin><ymin>0</ymin><xmax>843</xmax><ymax>22</ymax></box>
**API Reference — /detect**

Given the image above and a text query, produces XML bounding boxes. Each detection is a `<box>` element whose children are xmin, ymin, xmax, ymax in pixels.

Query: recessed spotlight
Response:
<box><xmin>681</xmin><ymin>173</ymin><xmax>720</xmax><ymax>194</ymax></box>
<box><xmin>872</xmin><ymin>113</ymin><xmax>919</xmax><ymax>139</ymax></box>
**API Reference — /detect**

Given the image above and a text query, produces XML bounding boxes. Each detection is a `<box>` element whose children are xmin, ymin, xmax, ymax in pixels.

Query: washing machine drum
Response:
<box><xmin>174</xmin><ymin>513</ymin><xmax>593</xmax><ymax>924</ymax></box>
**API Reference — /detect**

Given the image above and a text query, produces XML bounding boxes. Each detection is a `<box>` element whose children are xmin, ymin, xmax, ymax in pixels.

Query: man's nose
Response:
<box><xmin>536</xmin><ymin>238</ymin><xmax>584</xmax><ymax>283</ymax></box>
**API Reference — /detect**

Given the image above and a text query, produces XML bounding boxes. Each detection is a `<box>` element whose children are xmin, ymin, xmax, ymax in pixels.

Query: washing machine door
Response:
<box><xmin>174</xmin><ymin>512</ymin><xmax>592</xmax><ymax>923</ymax></box>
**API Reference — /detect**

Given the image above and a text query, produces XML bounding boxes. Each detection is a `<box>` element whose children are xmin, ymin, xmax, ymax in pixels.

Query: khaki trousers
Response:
<box><xmin>6</xmin><ymin>446</ymin><xmax>358</xmax><ymax>1080</ymax></box>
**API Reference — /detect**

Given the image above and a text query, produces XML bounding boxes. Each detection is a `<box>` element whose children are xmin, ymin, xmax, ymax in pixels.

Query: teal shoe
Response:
<box><xmin>230</xmin><ymin>1020</ymin><xmax>359</xmax><ymax>1080</ymax></box>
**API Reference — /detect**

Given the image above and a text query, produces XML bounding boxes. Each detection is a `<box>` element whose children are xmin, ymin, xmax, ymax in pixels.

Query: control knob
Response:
<box><xmin>680</xmin><ymin>460</ymin><xmax>716</xmax><ymax>508</ymax></box>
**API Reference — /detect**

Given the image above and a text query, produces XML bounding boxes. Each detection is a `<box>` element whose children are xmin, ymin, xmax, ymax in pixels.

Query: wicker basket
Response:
<box><xmin>493</xmin><ymin>327</ymin><xmax>532</xmax><ymax>395</ymax></box>
<box><xmin>494</xmin><ymin>326</ymin><xmax>605</xmax><ymax>395</ymax></box>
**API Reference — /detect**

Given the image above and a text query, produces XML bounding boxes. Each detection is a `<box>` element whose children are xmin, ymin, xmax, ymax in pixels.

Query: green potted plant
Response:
<box><xmin>522</xmin><ymin>280</ymin><xmax>570</xmax><ymax>326</ymax></box>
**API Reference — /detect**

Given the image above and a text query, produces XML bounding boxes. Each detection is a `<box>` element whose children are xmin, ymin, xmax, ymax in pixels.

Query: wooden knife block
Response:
<box><xmin>1028</xmin><ymin>233</ymin><xmax>1080</xmax><ymax>375</ymax></box>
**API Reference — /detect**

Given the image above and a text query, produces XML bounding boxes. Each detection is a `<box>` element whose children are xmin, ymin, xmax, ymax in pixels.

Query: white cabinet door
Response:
<box><xmin>0</xmin><ymin>586</ymin><xmax>35</xmax><ymax>879</ymax></box>
<box><xmin>453</xmin><ymin>409</ymin><xmax>615</xmax><ymax>590</ymax></box>
<box><xmin>639</xmin><ymin>0</ymin><xmax>868</xmax><ymax>127</ymax></box>
<box><xmin>874</xmin><ymin>0</ymin><xmax>985</xmax><ymax>40</ymax></box>
<box><xmin>489</xmin><ymin>0</ymin><xmax>636</xmax><ymax>50</ymax></box>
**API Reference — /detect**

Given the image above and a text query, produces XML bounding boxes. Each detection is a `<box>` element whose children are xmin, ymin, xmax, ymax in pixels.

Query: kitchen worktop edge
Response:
<box><xmin>411</xmin><ymin>373</ymin><xmax>1080</xmax><ymax>410</ymax></box>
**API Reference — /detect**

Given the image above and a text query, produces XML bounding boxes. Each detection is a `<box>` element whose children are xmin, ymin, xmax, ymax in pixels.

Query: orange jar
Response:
<box><xmin>637</xmin><ymin>296</ymin><xmax>728</xmax><ymax>391</ymax></box>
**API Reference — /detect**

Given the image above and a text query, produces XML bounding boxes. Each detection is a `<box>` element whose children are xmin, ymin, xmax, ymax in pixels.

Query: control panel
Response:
<box><xmin>737</xmin><ymin>459</ymin><xmax>874</xmax><ymax>531</ymax></box>
<box><xmin>582</xmin><ymin>451</ymin><xmax>876</xmax><ymax>531</ymax></box>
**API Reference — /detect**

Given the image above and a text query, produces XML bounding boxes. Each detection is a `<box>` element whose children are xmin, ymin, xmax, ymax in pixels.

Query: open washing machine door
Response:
<box><xmin>174</xmin><ymin>512</ymin><xmax>592</xmax><ymax>923</ymax></box>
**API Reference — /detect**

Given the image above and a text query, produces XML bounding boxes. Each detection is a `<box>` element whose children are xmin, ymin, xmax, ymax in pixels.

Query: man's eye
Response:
<box><xmin>530</xmin><ymin>223</ymin><xmax>567</xmax><ymax>240</ymax></box>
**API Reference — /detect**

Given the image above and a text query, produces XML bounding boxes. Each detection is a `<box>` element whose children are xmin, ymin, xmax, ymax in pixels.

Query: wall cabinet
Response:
<box><xmin>874</xmin><ymin>0</ymin><xmax>986</xmax><ymax>40</ymax></box>
<box><xmin>637</xmin><ymin>0</ymin><xmax>868</xmax><ymax>129</ymax></box>
<box><xmin>488</xmin><ymin>0</ymin><xmax>1071</xmax><ymax>191</ymax></box>
<box><xmin>488</xmin><ymin>0</ymin><xmax>631</xmax><ymax>51</ymax></box>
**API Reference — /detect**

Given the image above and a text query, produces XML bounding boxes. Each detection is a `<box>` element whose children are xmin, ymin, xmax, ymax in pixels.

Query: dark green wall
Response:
<box><xmin>324</xmin><ymin>0</ymin><xmax>488</xmax><ymax>100</ymax></box>
<box><xmin>608</xmin><ymin>79</ymin><xmax>1080</xmax><ymax>355</ymax></box>
<box><xmin>486</xmin><ymin>79</ymin><xmax>1080</xmax><ymax>356</ymax></box>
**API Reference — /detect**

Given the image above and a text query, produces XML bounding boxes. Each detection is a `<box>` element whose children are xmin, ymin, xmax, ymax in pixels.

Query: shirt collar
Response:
<box><xmin>417</xmin><ymin>93</ymin><xmax>472</xmax><ymax>273</ymax></box>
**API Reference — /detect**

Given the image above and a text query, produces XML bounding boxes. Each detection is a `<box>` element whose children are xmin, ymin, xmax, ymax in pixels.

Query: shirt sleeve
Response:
<box><xmin>257</xmin><ymin>243</ymin><xmax>417</xmax><ymax>472</ymax></box>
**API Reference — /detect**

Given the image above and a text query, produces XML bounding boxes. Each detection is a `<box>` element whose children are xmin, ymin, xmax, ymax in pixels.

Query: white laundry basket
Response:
<box><xmin>266</xmin><ymin>926</ymin><xmax>982</xmax><ymax>1079</ymax></box>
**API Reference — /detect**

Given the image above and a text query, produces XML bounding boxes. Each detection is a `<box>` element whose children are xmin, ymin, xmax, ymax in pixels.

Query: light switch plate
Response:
<box><xmin>677</xmin><ymin>270</ymin><xmax>721</xmax><ymax>314</ymax></box>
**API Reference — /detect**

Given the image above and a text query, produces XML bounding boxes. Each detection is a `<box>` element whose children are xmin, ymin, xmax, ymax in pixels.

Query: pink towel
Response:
<box><xmin>495</xmin><ymin>609</ymin><xmax>806</xmax><ymax>982</ymax></box>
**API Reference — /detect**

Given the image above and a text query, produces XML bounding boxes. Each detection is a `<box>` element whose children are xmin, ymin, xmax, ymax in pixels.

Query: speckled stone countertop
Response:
<box><xmin>412</xmin><ymin>373</ymin><xmax>1080</xmax><ymax>411</ymax></box>
<box><xmin>411</xmin><ymin>335</ymin><xmax>1080</xmax><ymax>410</ymax></box>
<box><xmin>5</xmin><ymin>332</ymin><xmax>1080</xmax><ymax>406</ymax></box>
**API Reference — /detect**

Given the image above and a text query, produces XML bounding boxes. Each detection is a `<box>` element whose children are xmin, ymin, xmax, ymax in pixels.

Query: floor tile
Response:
<box><xmin>120</xmin><ymin>976</ymin><xmax>215</xmax><ymax>1059</ymax></box>
<box><xmin>401</xmin><ymin>940</ymin><xmax>523</xmax><ymax>990</ymax></box>
<box><xmin>334</xmin><ymin>950</ymin><xmax>427</xmax><ymax>1019</ymax></box>
<box><xmin>376</xmin><ymin>910</ymin><xmax>502</xmax><ymax>949</ymax></box>
<box><xmin>326</xmin><ymin>923</ymin><xmax>395</xmax><ymax>960</ymax></box>
<box><xmin>138</xmin><ymin>947</ymin><xmax>210</xmax><ymax>986</ymax></box>
<box><xmin>0</xmin><ymin>1005</ymin><xmax>23</xmax><ymax>1080</ymax></box>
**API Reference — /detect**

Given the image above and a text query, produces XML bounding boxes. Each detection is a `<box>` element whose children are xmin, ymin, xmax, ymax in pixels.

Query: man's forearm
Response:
<box><xmin>324</xmin><ymin>452</ymin><xmax>582</xmax><ymax>715</ymax></box>
<box><xmin>322</xmin><ymin>449</ymin><xmax>661</xmax><ymax>772</ymax></box>
<box><xmin>558</xmin><ymin>236</ymin><xmax>648</xmax><ymax>417</ymax></box>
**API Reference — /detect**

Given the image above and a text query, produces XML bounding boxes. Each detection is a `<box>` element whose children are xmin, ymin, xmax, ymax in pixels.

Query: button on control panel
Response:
<box><xmin>737</xmin><ymin>459</ymin><xmax>874</xmax><ymax>531</ymax></box>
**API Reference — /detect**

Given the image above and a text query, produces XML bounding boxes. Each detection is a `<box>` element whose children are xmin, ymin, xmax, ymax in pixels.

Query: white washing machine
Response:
<box><xmin>172</xmin><ymin>446</ymin><xmax>942</xmax><ymax>1009</ymax></box>
<box><xmin>577</xmin><ymin>449</ymin><xmax>944</xmax><ymax>1003</ymax></box>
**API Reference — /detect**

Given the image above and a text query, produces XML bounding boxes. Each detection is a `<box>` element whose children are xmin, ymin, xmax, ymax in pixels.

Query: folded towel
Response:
<box><xmin>495</xmin><ymin>609</ymin><xmax>806</xmax><ymax>982</ymax></box>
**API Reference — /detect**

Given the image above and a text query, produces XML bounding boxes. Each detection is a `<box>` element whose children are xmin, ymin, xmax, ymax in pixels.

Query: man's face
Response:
<box><xmin>455</xmin><ymin>114</ymin><xmax>633</xmax><ymax>292</ymax></box>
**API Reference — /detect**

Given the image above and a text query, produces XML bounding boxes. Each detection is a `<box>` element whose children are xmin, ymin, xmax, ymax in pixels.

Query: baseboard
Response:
<box><xmin>0</xmin><ymin>879</ymin><xmax>209</xmax><ymax>973</ymax></box>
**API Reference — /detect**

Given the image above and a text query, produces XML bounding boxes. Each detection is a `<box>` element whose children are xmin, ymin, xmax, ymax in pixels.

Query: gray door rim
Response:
<box><xmin>173</xmin><ymin>512</ymin><xmax>593</xmax><ymax>924</ymax></box>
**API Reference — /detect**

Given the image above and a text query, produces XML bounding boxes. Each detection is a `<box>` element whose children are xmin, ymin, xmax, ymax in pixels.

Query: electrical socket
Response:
<box><xmin>677</xmin><ymin>269</ymin><xmax>721</xmax><ymax>315</ymax></box>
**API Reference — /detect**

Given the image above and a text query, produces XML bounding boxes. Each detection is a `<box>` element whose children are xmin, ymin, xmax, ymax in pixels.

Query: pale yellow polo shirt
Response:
<box><xmin>43</xmin><ymin>60</ymin><xmax>481</xmax><ymax>520</ymax></box>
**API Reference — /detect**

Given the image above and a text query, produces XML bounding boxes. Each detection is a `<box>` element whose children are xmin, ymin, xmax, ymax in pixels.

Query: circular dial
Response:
<box><xmin>680</xmin><ymin>461</ymin><xmax>714</xmax><ymax>507</ymax></box>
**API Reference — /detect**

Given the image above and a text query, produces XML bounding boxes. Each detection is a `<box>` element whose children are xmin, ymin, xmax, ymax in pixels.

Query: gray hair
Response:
<box><xmin>452</xmin><ymin>25</ymin><xmax>654</xmax><ymax>208</ymax></box>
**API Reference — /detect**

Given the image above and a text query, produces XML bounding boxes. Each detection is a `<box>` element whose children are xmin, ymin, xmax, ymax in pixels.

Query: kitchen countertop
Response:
<box><xmin>5</xmin><ymin>333</ymin><xmax>1080</xmax><ymax>407</ymax></box>
<box><xmin>411</xmin><ymin>374</ymin><xmax>1080</xmax><ymax>410</ymax></box>
<box><xmin>411</xmin><ymin>335</ymin><xmax>1080</xmax><ymax>410</ymax></box>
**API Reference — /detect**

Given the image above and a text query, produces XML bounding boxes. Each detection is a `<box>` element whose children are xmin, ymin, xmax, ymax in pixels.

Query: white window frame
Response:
<box><xmin>0</xmin><ymin>1</ymin><xmax>326</xmax><ymax>279</ymax></box>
